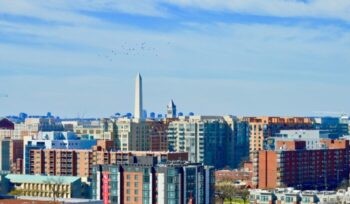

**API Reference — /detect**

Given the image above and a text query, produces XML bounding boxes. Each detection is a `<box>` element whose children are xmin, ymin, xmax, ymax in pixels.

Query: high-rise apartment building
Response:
<box><xmin>244</xmin><ymin>117</ymin><xmax>313</xmax><ymax>158</ymax></box>
<box><xmin>73</xmin><ymin>119</ymin><xmax>116</xmax><ymax>140</ymax></box>
<box><xmin>226</xmin><ymin>116</ymin><xmax>250</xmax><ymax>167</ymax></box>
<box><xmin>23</xmin><ymin>131</ymin><xmax>96</xmax><ymax>174</ymax></box>
<box><xmin>252</xmin><ymin>139</ymin><xmax>350</xmax><ymax>190</ymax></box>
<box><xmin>0</xmin><ymin>139</ymin><xmax>23</xmax><ymax>173</ymax></box>
<box><xmin>92</xmin><ymin>158</ymin><xmax>215</xmax><ymax>204</ymax></box>
<box><xmin>115</xmin><ymin>118</ymin><xmax>150</xmax><ymax>151</ymax></box>
<box><xmin>28</xmin><ymin>142</ymin><xmax>188</xmax><ymax>179</ymax></box>
<box><xmin>10</xmin><ymin>139</ymin><xmax>23</xmax><ymax>174</ymax></box>
<box><xmin>0</xmin><ymin>139</ymin><xmax>10</xmax><ymax>171</ymax></box>
<box><xmin>167</xmin><ymin>115</ymin><xmax>249</xmax><ymax>169</ymax></box>
<box><xmin>148</xmin><ymin>120</ymin><xmax>169</xmax><ymax>151</ymax></box>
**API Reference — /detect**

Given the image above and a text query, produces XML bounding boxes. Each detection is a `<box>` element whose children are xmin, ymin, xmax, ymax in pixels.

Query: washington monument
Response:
<box><xmin>134</xmin><ymin>73</ymin><xmax>143</xmax><ymax>120</ymax></box>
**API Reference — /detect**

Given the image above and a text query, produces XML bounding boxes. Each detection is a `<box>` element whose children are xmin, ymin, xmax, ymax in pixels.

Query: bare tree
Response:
<box><xmin>337</xmin><ymin>178</ymin><xmax>350</xmax><ymax>190</ymax></box>
<box><xmin>235</xmin><ymin>188</ymin><xmax>250</xmax><ymax>204</ymax></box>
<box><xmin>215</xmin><ymin>184</ymin><xmax>235</xmax><ymax>204</ymax></box>
<box><xmin>44</xmin><ymin>177</ymin><xmax>67</xmax><ymax>203</ymax></box>
<box><xmin>215</xmin><ymin>185</ymin><xmax>226</xmax><ymax>204</ymax></box>
<box><xmin>216</xmin><ymin>184</ymin><xmax>250</xmax><ymax>204</ymax></box>
<box><xmin>8</xmin><ymin>188</ymin><xmax>23</xmax><ymax>196</ymax></box>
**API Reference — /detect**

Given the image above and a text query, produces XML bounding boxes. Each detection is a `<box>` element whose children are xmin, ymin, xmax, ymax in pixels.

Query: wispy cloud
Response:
<box><xmin>166</xmin><ymin>0</ymin><xmax>350</xmax><ymax>22</ymax></box>
<box><xmin>0</xmin><ymin>1</ymin><xmax>349</xmax><ymax>116</ymax></box>
<box><xmin>0</xmin><ymin>0</ymin><xmax>167</xmax><ymax>26</ymax></box>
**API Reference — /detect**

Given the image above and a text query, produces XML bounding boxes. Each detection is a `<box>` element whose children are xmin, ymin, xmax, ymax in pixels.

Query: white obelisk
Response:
<box><xmin>134</xmin><ymin>73</ymin><xmax>143</xmax><ymax>120</ymax></box>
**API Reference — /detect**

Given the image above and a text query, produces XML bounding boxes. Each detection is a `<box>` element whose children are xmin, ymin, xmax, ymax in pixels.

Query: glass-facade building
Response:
<box><xmin>167</xmin><ymin>116</ymin><xmax>249</xmax><ymax>169</ymax></box>
<box><xmin>92</xmin><ymin>160</ymin><xmax>215</xmax><ymax>204</ymax></box>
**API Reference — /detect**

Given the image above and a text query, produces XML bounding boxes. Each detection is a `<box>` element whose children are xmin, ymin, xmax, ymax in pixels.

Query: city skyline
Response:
<box><xmin>0</xmin><ymin>1</ymin><xmax>349</xmax><ymax>117</ymax></box>
<box><xmin>1</xmin><ymin>72</ymin><xmax>349</xmax><ymax>118</ymax></box>
<box><xmin>1</xmin><ymin>2</ymin><xmax>350</xmax><ymax>203</ymax></box>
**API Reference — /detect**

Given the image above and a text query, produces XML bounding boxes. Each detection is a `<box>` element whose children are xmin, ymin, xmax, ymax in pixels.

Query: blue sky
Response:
<box><xmin>0</xmin><ymin>0</ymin><xmax>349</xmax><ymax>117</ymax></box>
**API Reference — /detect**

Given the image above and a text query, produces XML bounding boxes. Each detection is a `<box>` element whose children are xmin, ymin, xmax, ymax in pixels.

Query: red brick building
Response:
<box><xmin>215</xmin><ymin>169</ymin><xmax>252</xmax><ymax>187</ymax></box>
<box><xmin>10</xmin><ymin>139</ymin><xmax>23</xmax><ymax>173</ymax></box>
<box><xmin>253</xmin><ymin>139</ymin><xmax>350</xmax><ymax>190</ymax></box>
<box><xmin>29</xmin><ymin>141</ymin><xmax>188</xmax><ymax>178</ymax></box>
<box><xmin>148</xmin><ymin>119</ymin><xmax>177</xmax><ymax>152</ymax></box>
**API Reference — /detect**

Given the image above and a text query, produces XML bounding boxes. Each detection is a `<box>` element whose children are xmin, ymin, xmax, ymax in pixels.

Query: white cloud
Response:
<box><xmin>0</xmin><ymin>0</ymin><xmax>101</xmax><ymax>25</ymax></box>
<box><xmin>0</xmin><ymin>0</ymin><xmax>166</xmax><ymax>26</ymax></box>
<box><xmin>63</xmin><ymin>0</ymin><xmax>167</xmax><ymax>17</ymax></box>
<box><xmin>166</xmin><ymin>0</ymin><xmax>350</xmax><ymax>21</ymax></box>
<box><xmin>1</xmin><ymin>0</ymin><xmax>350</xmax><ymax>26</ymax></box>
<box><xmin>0</xmin><ymin>0</ymin><xmax>349</xmax><ymax>116</ymax></box>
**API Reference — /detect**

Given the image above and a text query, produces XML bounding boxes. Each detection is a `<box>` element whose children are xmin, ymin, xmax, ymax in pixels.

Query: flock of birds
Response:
<box><xmin>98</xmin><ymin>42</ymin><xmax>170</xmax><ymax>62</ymax></box>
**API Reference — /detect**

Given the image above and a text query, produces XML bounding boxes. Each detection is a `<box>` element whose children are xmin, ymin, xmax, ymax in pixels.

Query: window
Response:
<box><xmin>260</xmin><ymin>195</ymin><xmax>268</xmax><ymax>201</ymax></box>
<box><xmin>286</xmin><ymin>196</ymin><xmax>293</xmax><ymax>203</ymax></box>
<box><xmin>135</xmin><ymin>182</ymin><xmax>139</xmax><ymax>187</ymax></box>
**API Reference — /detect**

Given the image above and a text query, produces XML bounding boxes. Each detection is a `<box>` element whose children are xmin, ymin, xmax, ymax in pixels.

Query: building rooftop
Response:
<box><xmin>317</xmin><ymin>191</ymin><xmax>337</xmax><ymax>195</ymax></box>
<box><xmin>0</xmin><ymin>118</ymin><xmax>14</xmax><ymax>129</ymax></box>
<box><xmin>5</xmin><ymin>174</ymin><xmax>81</xmax><ymax>184</ymax></box>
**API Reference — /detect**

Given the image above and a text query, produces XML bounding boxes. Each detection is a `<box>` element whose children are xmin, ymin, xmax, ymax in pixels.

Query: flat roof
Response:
<box><xmin>5</xmin><ymin>174</ymin><xmax>80</xmax><ymax>184</ymax></box>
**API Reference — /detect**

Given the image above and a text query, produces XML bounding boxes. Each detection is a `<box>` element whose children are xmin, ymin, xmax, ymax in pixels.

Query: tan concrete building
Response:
<box><xmin>74</xmin><ymin>119</ymin><xmax>116</xmax><ymax>140</ymax></box>
<box><xmin>115</xmin><ymin>118</ymin><xmax>150</xmax><ymax>151</ymax></box>
<box><xmin>7</xmin><ymin>118</ymin><xmax>64</xmax><ymax>140</ymax></box>
<box><xmin>244</xmin><ymin>117</ymin><xmax>313</xmax><ymax>159</ymax></box>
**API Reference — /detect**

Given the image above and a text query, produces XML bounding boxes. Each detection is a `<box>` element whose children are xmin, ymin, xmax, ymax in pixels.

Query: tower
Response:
<box><xmin>134</xmin><ymin>73</ymin><xmax>143</xmax><ymax>120</ymax></box>
<box><xmin>167</xmin><ymin>100</ymin><xmax>176</xmax><ymax>118</ymax></box>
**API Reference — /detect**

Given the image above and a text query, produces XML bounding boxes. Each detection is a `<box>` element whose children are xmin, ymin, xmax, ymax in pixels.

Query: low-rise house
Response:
<box><xmin>249</xmin><ymin>187</ymin><xmax>350</xmax><ymax>204</ymax></box>
<box><xmin>249</xmin><ymin>189</ymin><xmax>276</xmax><ymax>204</ymax></box>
